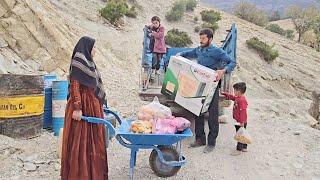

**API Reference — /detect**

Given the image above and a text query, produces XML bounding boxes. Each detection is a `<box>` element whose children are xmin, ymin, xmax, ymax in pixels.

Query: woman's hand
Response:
<box><xmin>72</xmin><ymin>110</ymin><xmax>82</xmax><ymax>121</ymax></box>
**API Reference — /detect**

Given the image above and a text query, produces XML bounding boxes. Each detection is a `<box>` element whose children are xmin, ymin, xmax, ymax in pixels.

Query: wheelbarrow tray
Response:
<box><xmin>81</xmin><ymin>110</ymin><xmax>193</xmax><ymax>179</ymax></box>
<box><xmin>118</xmin><ymin>119</ymin><xmax>192</xmax><ymax>146</ymax></box>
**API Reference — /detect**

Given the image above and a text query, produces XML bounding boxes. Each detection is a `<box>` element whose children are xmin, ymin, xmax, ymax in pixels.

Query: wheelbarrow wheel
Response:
<box><xmin>149</xmin><ymin>146</ymin><xmax>181</xmax><ymax>177</ymax></box>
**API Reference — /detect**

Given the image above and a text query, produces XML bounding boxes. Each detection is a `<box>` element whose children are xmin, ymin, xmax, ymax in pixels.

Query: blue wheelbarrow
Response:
<box><xmin>81</xmin><ymin>108</ymin><xmax>192</xmax><ymax>179</ymax></box>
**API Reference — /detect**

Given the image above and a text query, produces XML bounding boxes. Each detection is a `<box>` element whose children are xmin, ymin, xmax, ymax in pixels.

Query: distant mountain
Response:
<box><xmin>201</xmin><ymin>0</ymin><xmax>320</xmax><ymax>17</ymax></box>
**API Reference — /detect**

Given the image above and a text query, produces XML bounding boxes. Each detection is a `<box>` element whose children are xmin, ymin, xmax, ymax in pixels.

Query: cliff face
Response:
<box><xmin>1</xmin><ymin>0</ymin><xmax>320</xmax><ymax>101</ymax></box>
<box><xmin>0</xmin><ymin>0</ymin><xmax>75</xmax><ymax>75</ymax></box>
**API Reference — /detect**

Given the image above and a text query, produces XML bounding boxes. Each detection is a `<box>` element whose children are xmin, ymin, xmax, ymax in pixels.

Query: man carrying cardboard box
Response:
<box><xmin>177</xmin><ymin>28</ymin><xmax>236</xmax><ymax>153</ymax></box>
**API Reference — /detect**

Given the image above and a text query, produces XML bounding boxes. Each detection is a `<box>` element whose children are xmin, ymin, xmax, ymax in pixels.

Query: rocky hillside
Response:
<box><xmin>1</xmin><ymin>1</ymin><xmax>320</xmax><ymax>179</ymax></box>
<box><xmin>1</xmin><ymin>0</ymin><xmax>319</xmax><ymax>104</ymax></box>
<box><xmin>201</xmin><ymin>0</ymin><xmax>320</xmax><ymax>16</ymax></box>
<box><xmin>0</xmin><ymin>0</ymin><xmax>72</xmax><ymax>75</ymax></box>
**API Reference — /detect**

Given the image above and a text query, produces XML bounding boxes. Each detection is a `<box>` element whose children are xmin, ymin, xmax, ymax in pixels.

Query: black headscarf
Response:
<box><xmin>69</xmin><ymin>36</ymin><xmax>106</xmax><ymax>104</ymax></box>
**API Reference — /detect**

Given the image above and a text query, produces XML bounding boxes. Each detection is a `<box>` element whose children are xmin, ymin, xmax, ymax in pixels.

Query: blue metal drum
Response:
<box><xmin>52</xmin><ymin>80</ymin><xmax>68</xmax><ymax>136</ymax></box>
<box><xmin>43</xmin><ymin>74</ymin><xmax>57</xmax><ymax>128</ymax></box>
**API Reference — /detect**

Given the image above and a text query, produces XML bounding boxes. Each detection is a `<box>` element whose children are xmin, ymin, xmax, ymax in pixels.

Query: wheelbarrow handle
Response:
<box><xmin>81</xmin><ymin>116</ymin><xmax>116</xmax><ymax>137</ymax></box>
<box><xmin>103</xmin><ymin>107</ymin><xmax>122</xmax><ymax>125</ymax></box>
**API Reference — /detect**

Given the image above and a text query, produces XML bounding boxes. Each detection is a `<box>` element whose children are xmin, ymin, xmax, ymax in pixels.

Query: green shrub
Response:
<box><xmin>194</xmin><ymin>26</ymin><xmax>201</xmax><ymax>32</ymax></box>
<box><xmin>266</xmin><ymin>24</ymin><xmax>295</xmax><ymax>40</ymax></box>
<box><xmin>234</xmin><ymin>1</ymin><xmax>268</xmax><ymax>27</ymax></box>
<box><xmin>165</xmin><ymin>10</ymin><xmax>184</xmax><ymax>21</ymax></box>
<box><xmin>246</xmin><ymin>37</ymin><xmax>279</xmax><ymax>62</ymax></box>
<box><xmin>285</xmin><ymin>30</ymin><xmax>295</xmax><ymax>40</ymax></box>
<box><xmin>165</xmin><ymin>2</ymin><xmax>185</xmax><ymax>21</ymax></box>
<box><xmin>194</xmin><ymin>16</ymin><xmax>199</xmax><ymax>22</ymax></box>
<box><xmin>99</xmin><ymin>0</ymin><xmax>128</xmax><ymax>25</ymax></box>
<box><xmin>198</xmin><ymin>10</ymin><xmax>221</xmax><ymax>33</ymax></box>
<box><xmin>185</xmin><ymin>0</ymin><xmax>197</xmax><ymax>12</ymax></box>
<box><xmin>200</xmin><ymin>10</ymin><xmax>221</xmax><ymax>24</ymax></box>
<box><xmin>125</xmin><ymin>6</ymin><xmax>138</xmax><ymax>18</ymax></box>
<box><xmin>99</xmin><ymin>0</ymin><xmax>139</xmax><ymax>26</ymax></box>
<box><xmin>165</xmin><ymin>28</ymin><xmax>193</xmax><ymax>47</ymax></box>
<box><xmin>266</xmin><ymin>24</ymin><xmax>286</xmax><ymax>35</ymax></box>
<box><xmin>201</xmin><ymin>23</ymin><xmax>219</xmax><ymax>33</ymax></box>
<box><xmin>165</xmin><ymin>0</ymin><xmax>197</xmax><ymax>22</ymax></box>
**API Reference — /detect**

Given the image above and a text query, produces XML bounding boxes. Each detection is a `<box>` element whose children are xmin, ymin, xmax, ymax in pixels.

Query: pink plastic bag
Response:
<box><xmin>152</xmin><ymin>117</ymin><xmax>191</xmax><ymax>134</ymax></box>
<box><xmin>173</xmin><ymin>117</ymin><xmax>191</xmax><ymax>132</ymax></box>
<box><xmin>152</xmin><ymin>118</ymin><xmax>176</xmax><ymax>134</ymax></box>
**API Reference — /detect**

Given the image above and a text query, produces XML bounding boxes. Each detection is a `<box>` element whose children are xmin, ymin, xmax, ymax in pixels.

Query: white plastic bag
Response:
<box><xmin>234</xmin><ymin>127</ymin><xmax>252</xmax><ymax>144</ymax></box>
<box><xmin>137</xmin><ymin>97</ymin><xmax>172</xmax><ymax>121</ymax></box>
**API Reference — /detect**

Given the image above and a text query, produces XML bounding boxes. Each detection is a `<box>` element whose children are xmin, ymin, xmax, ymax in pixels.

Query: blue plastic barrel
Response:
<box><xmin>162</xmin><ymin>47</ymin><xmax>193</xmax><ymax>69</ymax></box>
<box><xmin>43</xmin><ymin>75</ymin><xmax>57</xmax><ymax>128</ymax></box>
<box><xmin>52</xmin><ymin>80</ymin><xmax>68</xmax><ymax>136</ymax></box>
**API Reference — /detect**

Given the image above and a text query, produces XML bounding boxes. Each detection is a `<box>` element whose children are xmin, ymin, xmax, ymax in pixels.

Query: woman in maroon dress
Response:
<box><xmin>61</xmin><ymin>36</ymin><xmax>108</xmax><ymax>180</ymax></box>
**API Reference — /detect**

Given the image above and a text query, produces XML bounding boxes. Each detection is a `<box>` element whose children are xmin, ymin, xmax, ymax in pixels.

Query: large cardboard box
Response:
<box><xmin>161</xmin><ymin>56</ymin><xmax>218</xmax><ymax>116</ymax></box>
